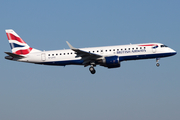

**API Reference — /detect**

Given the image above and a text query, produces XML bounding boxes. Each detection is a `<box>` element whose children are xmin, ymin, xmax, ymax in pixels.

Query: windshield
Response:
<box><xmin>161</xmin><ymin>45</ymin><xmax>168</xmax><ymax>47</ymax></box>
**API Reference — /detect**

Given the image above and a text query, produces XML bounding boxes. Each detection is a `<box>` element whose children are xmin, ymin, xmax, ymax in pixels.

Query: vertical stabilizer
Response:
<box><xmin>5</xmin><ymin>29</ymin><xmax>41</xmax><ymax>55</ymax></box>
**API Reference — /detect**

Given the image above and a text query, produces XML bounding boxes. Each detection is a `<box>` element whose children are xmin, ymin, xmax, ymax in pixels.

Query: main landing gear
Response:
<box><xmin>156</xmin><ymin>58</ymin><xmax>160</xmax><ymax>67</ymax></box>
<box><xmin>89</xmin><ymin>66</ymin><xmax>96</xmax><ymax>74</ymax></box>
<box><xmin>89</xmin><ymin>62</ymin><xmax>96</xmax><ymax>74</ymax></box>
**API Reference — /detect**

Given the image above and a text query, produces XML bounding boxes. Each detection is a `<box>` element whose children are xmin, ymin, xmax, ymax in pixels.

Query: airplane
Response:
<box><xmin>4</xmin><ymin>29</ymin><xmax>177</xmax><ymax>74</ymax></box>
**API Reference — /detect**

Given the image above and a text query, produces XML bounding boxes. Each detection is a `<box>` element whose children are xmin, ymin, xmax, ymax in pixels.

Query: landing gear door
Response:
<box><xmin>41</xmin><ymin>53</ymin><xmax>46</xmax><ymax>61</ymax></box>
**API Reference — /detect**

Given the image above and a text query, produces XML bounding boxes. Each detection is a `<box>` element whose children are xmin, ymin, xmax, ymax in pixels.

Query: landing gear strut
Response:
<box><xmin>156</xmin><ymin>58</ymin><xmax>160</xmax><ymax>67</ymax></box>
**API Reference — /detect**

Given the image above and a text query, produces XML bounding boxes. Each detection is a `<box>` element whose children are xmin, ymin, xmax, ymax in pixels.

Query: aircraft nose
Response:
<box><xmin>173</xmin><ymin>50</ymin><xmax>177</xmax><ymax>55</ymax></box>
<box><xmin>170</xmin><ymin>48</ymin><xmax>177</xmax><ymax>55</ymax></box>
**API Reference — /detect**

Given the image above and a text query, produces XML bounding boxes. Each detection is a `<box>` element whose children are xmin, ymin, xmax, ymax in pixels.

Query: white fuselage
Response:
<box><xmin>5</xmin><ymin>29</ymin><xmax>177</xmax><ymax>74</ymax></box>
<box><xmin>18</xmin><ymin>43</ymin><xmax>176</xmax><ymax>66</ymax></box>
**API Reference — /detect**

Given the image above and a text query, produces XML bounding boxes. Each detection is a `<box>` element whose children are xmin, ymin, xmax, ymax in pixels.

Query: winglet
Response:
<box><xmin>66</xmin><ymin>41</ymin><xmax>77</xmax><ymax>50</ymax></box>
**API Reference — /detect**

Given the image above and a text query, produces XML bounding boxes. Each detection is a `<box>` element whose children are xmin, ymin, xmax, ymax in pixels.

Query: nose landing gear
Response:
<box><xmin>156</xmin><ymin>58</ymin><xmax>160</xmax><ymax>67</ymax></box>
<box><xmin>156</xmin><ymin>63</ymin><xmax>160</xmax><ymax>67</ymax></box>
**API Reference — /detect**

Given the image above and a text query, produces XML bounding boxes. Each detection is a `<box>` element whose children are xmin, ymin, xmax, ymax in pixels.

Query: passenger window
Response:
<box><xmin>117</xmin><ymin>49</ymin><xmax>119</xmax><ymax>51</ymax></box>
<box><xmin>144</xmin><ymin>47</ymin><xmax>146</xmax><ymax>49</ymax></box>
<box><xmin>132</xmin><ymin>48</ymin><xmax>134</xmax><ymax>50</ymax></box>
<box><xmin>48</xmin><ymin>54</ymin><xmax>50</xmax><ymax>56</ymax></box>
<box><xmin>109</xmin><ymin>49</ymin><xmax>111</xmax><ymax>51</ymax></box>
<box><xmin>97</xmin><ymin>50</ymin><xmax>99</xmax><ymax>52</ymax></box>
<box><xmin>140</xmin><ymin>47</ymin><xmax>142</xmax><ymax>49</ymax></box>
<box><xmin>125</xmin><ymin>48</ymin><xmax>126</xmax><ymax>50</ymax></box>
<box><xmin>52</xmin><ymin>54</ymin><xmax>54</xmax><ymax>56</ymax></box>
<box><xmin>64</xmin><ymin>53</ymin><xmax>65</xmax><ymax>55</ymax></box>
<box><xmin>105</xmin><ymin>50</ymin><xmax>107</xmax><ymax>52</ymax></box>
<box><xmin>60</xmin><ymin>53</ymin><xmax>62</xmax><ymax>55</ymax></box>
<box><xmin>113</xmin><ymin>49</ymin><xmax>115</xmax><ymax>51</ymax></box>
<box><xmin>101</xmin><ymin>50</ymin><xmax>103</xmax><ymax>52</ymax></box>
<box><xmin>128</xmin><ymin>48</ymin><xmax>130</xmax><ymax>50</ymax></box>
<box><xmin>56</xmin><ymin>54</ymin><xmax>58</xmax><ymax>56</ymax></box>
<box><xmin>121</xmin><ymin>49</ymin><xmax>123</xmax><ymax>51</ymax></box>
<box><xmin>136</xmin><ymin>47</ymin><xmax>138</xmax><ymax>49</ymax></box>
<box><xmin>93</xmin><ymin>51</ymin><xmax>94</xmax><ymax>53</ymax></box>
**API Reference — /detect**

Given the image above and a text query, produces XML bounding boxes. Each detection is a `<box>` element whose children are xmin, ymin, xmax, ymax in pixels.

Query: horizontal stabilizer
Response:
<box><xmin>5</xmin><ymin>52</ymin><xmax>25</xmax><ymax>58</ymax></box>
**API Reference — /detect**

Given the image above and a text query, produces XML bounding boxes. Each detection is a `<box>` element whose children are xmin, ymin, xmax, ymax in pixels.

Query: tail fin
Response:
<box><xmin>5</xmin><ymin>29</ymin><xmax>41</xmax><ymax>55</ymax></box>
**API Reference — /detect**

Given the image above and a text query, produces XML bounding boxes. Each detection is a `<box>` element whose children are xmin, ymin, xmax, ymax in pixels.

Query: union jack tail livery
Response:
<box><xmin>5</xmin><ymin>29</ymin><xmax>40</xmax><ymax>55</ymax></box>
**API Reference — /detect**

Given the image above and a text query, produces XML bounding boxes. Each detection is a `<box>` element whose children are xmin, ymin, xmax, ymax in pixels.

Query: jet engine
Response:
<box><xmin>99</xmin><ymin>56</ymin><xmax>121</xmax><ymax>68</ymax></box>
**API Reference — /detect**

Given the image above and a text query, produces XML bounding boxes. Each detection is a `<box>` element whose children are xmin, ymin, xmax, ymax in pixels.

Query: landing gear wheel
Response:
<box><xmin>89</xmin><ymin>67</ymin><xmax>96</xmax><ymax>74</ymax></box>
<box><xmin>156</xmin><ymin>63</ymin><xmax>160</xmax><ymax>67</ymax></box>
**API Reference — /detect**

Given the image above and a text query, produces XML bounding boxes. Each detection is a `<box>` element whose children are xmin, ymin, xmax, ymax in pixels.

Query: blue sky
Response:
<box><xmin>0</xmin><ymin>0</ymin><xmax>180</xmax><ymax>120</ymax></box>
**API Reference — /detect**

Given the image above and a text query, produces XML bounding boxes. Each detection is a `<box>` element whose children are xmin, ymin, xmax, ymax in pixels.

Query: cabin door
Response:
<box><xmin>41</xmin><ymin>53</ymin><xmax>46</xmax><ymax>61</ymax></box>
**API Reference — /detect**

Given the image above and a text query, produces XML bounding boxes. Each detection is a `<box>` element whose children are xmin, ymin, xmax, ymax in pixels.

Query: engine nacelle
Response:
<box><xmin>101</xmin><ymin>56</ymin><xmax>121</xmax><ymax>68</ymax></box>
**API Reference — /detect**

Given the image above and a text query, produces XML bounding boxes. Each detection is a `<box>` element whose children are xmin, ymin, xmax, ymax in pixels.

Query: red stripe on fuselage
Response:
<box><xmin>139</xmin><ymin>44</ymin><xmax>157</xmax><ymax>46</ymax></box>
<box><xmin>14</xmin><ymin>47</ymin><xmax>32</xmax><ymax>55</ymax></box>
<box><xmin>6</xmin><ymin>33</ymin><xmax>26</xmax><ymax>44</ymax></box>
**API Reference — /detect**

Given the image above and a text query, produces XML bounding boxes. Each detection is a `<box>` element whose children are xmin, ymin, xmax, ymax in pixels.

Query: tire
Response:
<box><xmin>89</xmin><ymin>67</ymin><xmax>96</xmax><ymax>74</ymax></box>
<box><xmin>89</xmin><ymin>67</ymin><xmax>94</xmax><ymax>71</ymax></box>
<box><xmin>156</xmin><ymin>63</ymin><xmax>160</xmax><ymax>67</ymax></box>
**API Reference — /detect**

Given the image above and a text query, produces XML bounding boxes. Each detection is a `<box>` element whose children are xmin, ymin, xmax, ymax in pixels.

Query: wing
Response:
<box><xmin>66</xmin><ymin>41</ymin><xmax>102</xmax><ymax>65</ymax></box>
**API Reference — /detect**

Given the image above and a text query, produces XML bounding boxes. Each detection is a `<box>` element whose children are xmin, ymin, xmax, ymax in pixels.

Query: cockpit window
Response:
<box><xmin>161</xmin><ymin>45</ymin><xmax>168</xmax><ymax>47</ymax></box>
